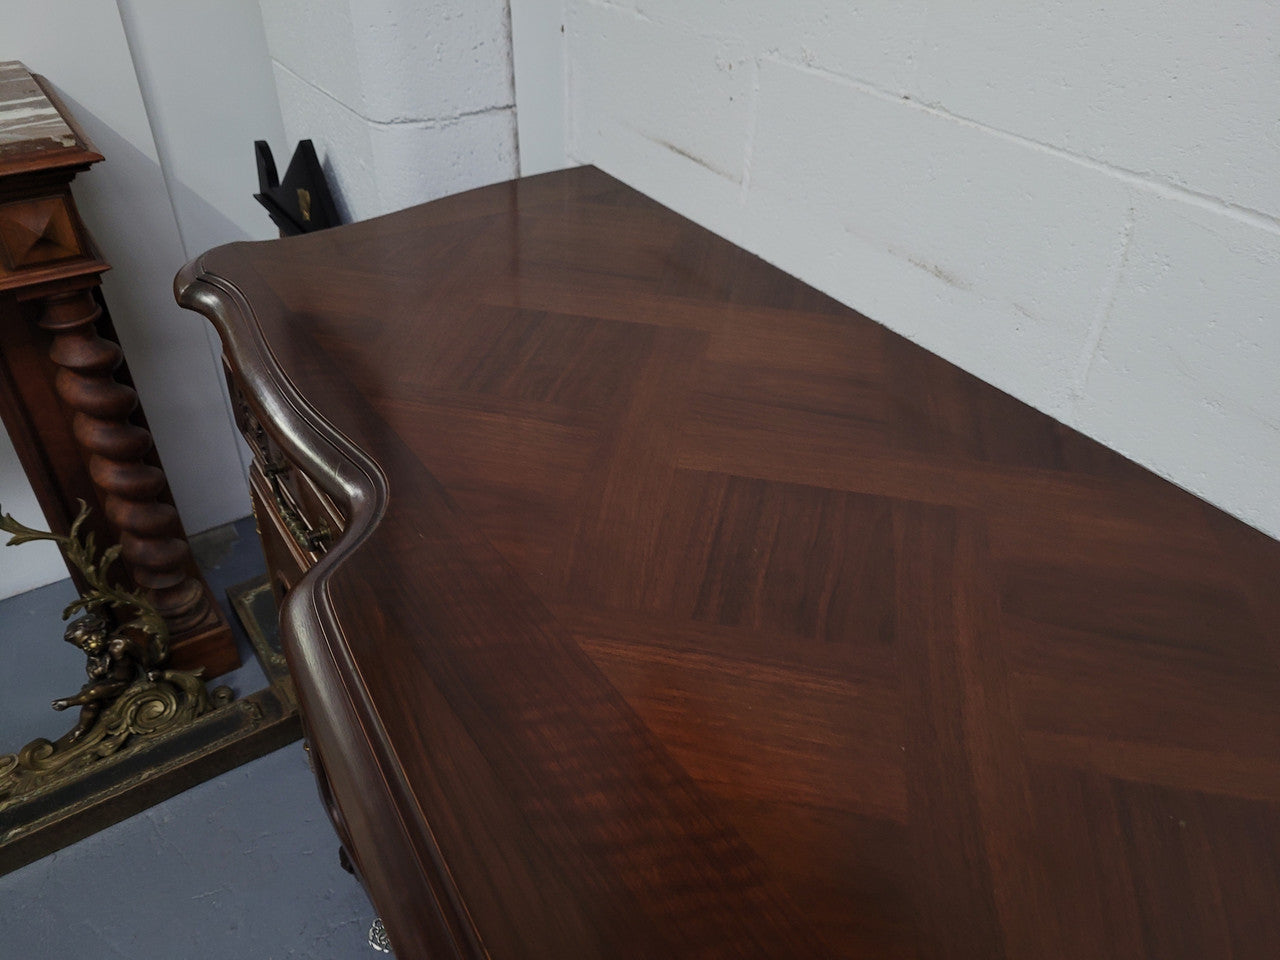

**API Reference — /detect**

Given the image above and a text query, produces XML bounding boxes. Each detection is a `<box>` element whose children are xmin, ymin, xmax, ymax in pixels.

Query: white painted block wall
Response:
<box><xmin>260</xmin><ymin>0</ymin><xmax>519</xmax><ymax>220</ymax></box>
<box><xmin>564</xmin><ymin>0</ymin><xmax>1280</xmax><ymax>539</ymax></box>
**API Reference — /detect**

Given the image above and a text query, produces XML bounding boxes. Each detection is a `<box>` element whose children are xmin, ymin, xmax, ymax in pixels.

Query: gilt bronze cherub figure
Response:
<box><xmin>53</xmin><ymin>611</ymin><xmax>162</xmax><ymax>744</ymax></box>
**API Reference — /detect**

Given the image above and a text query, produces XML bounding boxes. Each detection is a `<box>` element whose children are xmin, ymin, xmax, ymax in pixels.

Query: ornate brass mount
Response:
<box><xmin>0</xmin><ymin>501</ymin><xmax>230</xmax><ymax>810</ymax></box>
<box><xmin>263</xmin><ymin>459</ymin><xmax>331</xmax><ymax>553</ymax></box>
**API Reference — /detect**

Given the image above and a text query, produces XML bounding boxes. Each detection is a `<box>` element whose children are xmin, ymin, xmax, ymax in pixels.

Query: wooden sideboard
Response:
<box><xmin>0</xmin><ymin>62</ymin><xmax>235</xmax><ymax>674</ymax></box>
<box><xmin>177</xmin><ymin>166</ymin><xmax>1280</xmax><ymax>959</ymax></box>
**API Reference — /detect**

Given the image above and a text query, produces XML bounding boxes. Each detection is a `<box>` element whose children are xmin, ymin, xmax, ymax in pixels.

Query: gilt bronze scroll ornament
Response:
<box><xmin>0</xmin><ymin>501</ymin><xmax>231</xmax><ymax>808</ymax></box>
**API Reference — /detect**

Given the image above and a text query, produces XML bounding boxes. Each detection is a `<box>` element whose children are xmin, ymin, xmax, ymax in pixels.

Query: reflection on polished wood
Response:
<box><xmin>178</xmin><ymin>166</ymin><xmax>1280</xmax><ymax>959</ymax></box>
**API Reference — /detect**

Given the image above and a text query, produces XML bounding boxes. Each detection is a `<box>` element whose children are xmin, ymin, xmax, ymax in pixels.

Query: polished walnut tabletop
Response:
<box><xmin>178</xmin><ymin>166</ymin><xmax>1280</xmax><ymax>959</ymax></box>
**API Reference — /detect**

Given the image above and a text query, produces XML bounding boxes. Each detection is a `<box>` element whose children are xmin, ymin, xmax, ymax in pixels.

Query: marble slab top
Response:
<box><xmin>0</xmin><ymin>61</ymin><xmax>100</xmax><ymax>173</ymax></box>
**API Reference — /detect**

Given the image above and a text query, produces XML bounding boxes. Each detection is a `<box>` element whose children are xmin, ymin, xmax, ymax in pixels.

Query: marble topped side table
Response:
<box><xmin>0</xmin><ymin>62</ymin><xmax>236</xmax><ymax>674</ymax></box>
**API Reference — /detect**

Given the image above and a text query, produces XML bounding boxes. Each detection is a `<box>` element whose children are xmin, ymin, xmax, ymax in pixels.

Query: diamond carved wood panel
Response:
<box><xmin>0</xmin><ymin>195</ymin><xmax>82</xmax><ymax>270</ymax></box>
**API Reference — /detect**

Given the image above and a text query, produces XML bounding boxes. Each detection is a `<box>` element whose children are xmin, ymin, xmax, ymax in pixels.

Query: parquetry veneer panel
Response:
<box><xmin>179</xmin><ymin>166</ymin><xmax>1280</xmax><ymax>960</ymax></box>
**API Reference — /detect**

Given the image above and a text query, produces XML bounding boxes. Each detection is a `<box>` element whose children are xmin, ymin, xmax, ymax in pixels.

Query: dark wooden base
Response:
<box><xmin>0</xmin><ymin>577</ymin><xmax>298</xmax><ymax>875</ymax></box>
<box><xmin>166</xmin><ymin>584</ymin><xmax>241</xmax><ymax>678</ymax></box>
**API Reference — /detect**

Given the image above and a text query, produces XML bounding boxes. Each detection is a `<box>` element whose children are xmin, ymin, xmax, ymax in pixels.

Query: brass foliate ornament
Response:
<box><xmin>0</xmin><ymin>501</ymin><xmax>230</xmax><ymax>808</ymax></box>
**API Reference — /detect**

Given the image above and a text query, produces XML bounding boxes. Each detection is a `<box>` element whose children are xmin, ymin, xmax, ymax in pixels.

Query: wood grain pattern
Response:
<box><xmin>178</xmin><ymin>166</ymin><xmax>1280</xmax><ymax>959</ymax></box>
<box><xmin>38</xmin><ymin>289</ymin><xmax>213</xmax><ymax>633</ymax></box>
<box><xmin>0</xmin><ymin>62</ymin><xmax>234</xmax><ymax>674</ymax></box>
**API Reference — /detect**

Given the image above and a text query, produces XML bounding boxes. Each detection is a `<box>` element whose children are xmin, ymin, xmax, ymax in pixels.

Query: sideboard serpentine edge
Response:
<box><xmin>175</xmin><ymin>166</ymin><xmax>1280</xmax><ymax>960</ymax></box>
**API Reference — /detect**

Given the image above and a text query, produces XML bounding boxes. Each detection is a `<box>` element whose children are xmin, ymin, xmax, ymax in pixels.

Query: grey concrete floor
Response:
<box><xmin>0</xmin><ymin>518</ymin><xmax>378</xmax><ymax>959</ymax></box>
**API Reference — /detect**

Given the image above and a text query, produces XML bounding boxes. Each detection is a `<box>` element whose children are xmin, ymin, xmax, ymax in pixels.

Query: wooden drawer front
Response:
<box><xmin>225</xmin><ymin>362</ymin><xmax>269</xmax><ymax>461</ymax></box>
<box><xmin>227</xmin><ymin>363</ymin><xmax>345</xmax><ymax>555</ymax></box>
<box><xmin>271</xmin><ymin>456</ymin><xmax>345</xmax><ymax>537</ymax></box>
<box><xmin>249</xmin><ymin>472</ymin><xmax>305</xmax><ymax>605</ymax></box>
<box><xmin>249</xmin><ymin>459</ymin><xmax>332</xmax><ymax>568</ymax></box>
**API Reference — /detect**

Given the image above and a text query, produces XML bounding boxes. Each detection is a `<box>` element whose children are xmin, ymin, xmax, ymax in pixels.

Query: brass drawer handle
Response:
<box><xmin>266</xmin><ymin>467</ymin><xmax>330</xmax><ymax>553</ymax></box>
<box><xmin>263</xmin><ymin>457</ymin><xmax>290</xmax><ymax>478</ymax></box>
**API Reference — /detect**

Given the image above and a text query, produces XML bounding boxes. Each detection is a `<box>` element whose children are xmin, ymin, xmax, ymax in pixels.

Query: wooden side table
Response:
<box><xmin>0</xmin><ymin>62</ymin><xmax>236</xmax><ymax>675</ymax></box>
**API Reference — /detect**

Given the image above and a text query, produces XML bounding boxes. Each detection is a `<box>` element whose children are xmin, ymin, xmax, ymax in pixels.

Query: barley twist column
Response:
<box><xmin>38</xmin><ymin>289</ymin><xmax>211</xmax><ymax>634</ymax></box>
